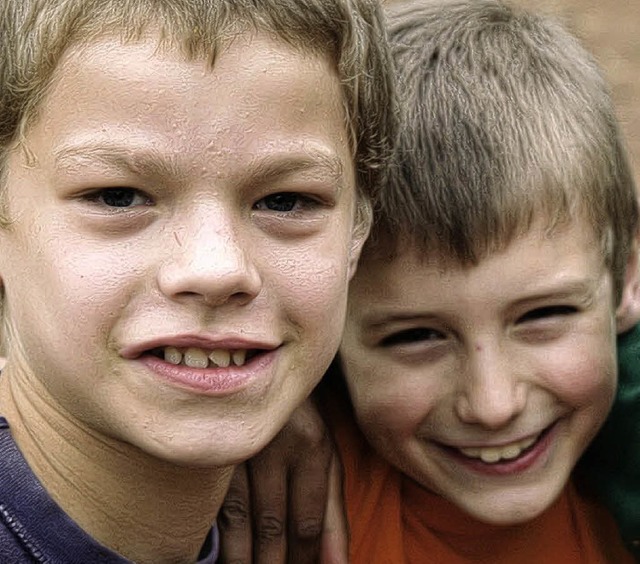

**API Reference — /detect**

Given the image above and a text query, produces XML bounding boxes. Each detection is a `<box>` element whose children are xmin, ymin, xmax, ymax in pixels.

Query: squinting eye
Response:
<box><xmin>90</xmin><ymin>188</ymin><xmax>151</xmax><ymax>208</ymax></box>
<box><xmin>255</xmin><ymin>192</ymin><xmax>305</xmax><ymax>212</ymax></box>
<box><xmin>518</xmin><ymin>305</ymin><xmax>577</xmax><ymax>323</ymax></box>
<box><xmin>380</xmin><ymin>327</ymin><xmax>444</xmax><ymax>347</ymax></box>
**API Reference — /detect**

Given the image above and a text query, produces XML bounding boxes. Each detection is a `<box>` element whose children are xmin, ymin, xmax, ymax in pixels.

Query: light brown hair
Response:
<box><xmin>373</xmin><ymin>0</ymin><xmax>637</xmax><ymax>301</ymax></box>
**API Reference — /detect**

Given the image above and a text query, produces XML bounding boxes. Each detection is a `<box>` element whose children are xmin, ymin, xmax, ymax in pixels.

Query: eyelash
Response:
<box><xmin>380</xmin><ymin>327</ymin><xmax>444</xmax><ymax>348</ymax></box>
<box><xmin>83</xmin><ymin>187</ymin><xmax>152</xmax><ymax>209</ymax></box>
<box><xmin>379</xmin><ymin>305</ymin><xmax>578</xmax><ymax>347</ymax></box>
<box><xmin>82</xmin><ymin>188</ymin><xmax>324</xmax><ymax>214</ymax></box>
<box><xmin>253</xmin><ymin>192</ymin><xmax>324</xmax><ymax>214</ymax></box>
<box><xmin>517</xmin><ymin>305</ymin><xmax>578</xmax><ymax>323</ymax></box>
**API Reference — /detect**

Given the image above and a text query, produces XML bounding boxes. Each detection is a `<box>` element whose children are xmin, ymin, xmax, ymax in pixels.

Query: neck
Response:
<box><xmin>0</xmin><ymin>365</ymin><xmax>232</xmax><ymax>563</ymax></box>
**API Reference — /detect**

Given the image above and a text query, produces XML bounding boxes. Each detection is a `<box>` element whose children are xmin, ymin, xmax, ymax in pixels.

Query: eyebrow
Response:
<box><xmin>509</xmin><ymin>279</ymin><xmax>599</xmax><ymax>309</ymax></box>
<box><xmin>54</xmin><ymin>144</ymin><xmax>183</xmax><ymax>180</ymax></box>
<box><xmin>53</xmin><ymin>142</ymin><xmax>346</xmax><ymax>187</ymax></box>
<box><xmin>243</xmin><ymin>148</ymin><xmax>345</xmax><ymax>187</ymax></box>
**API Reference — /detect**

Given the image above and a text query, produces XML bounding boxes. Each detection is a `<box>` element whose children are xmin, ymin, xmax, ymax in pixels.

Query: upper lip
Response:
<box><xmin>436</xmin><ymin>427</ymin><xmax>551</xmax><ymax>450</ymax></box>
<box><xmin>120</xmin><ymin>334</ymin><xmax>280</xmax><ymax>359</ymax></box>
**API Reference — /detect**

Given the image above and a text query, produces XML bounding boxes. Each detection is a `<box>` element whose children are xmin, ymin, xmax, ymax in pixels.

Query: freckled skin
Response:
<box><xmin>341</xmin><ymin>219</ymin><xmax>630</xmax><ymax>525</ymax></box>
<box><xmin>0</xmin><ymin>33</ymin><xmax>364</xmax><ymax>467</ymax></box>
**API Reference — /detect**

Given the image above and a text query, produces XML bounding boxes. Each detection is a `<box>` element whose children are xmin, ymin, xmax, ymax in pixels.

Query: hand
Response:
<box><xmin>218</xmin><ymin>398</ymin><xmax>348</xmax><ymax>563</ymax></box>
<box><xmin>319</xmin><ymin>455</ymin><xmax>349</xmax><ymax>564</ymax></box>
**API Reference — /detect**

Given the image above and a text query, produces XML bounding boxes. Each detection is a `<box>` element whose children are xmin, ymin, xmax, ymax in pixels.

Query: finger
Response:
<box><xmin>249</xmin><ymin>451</ymin><xmax>288</xmax><ymax>564</ymax></box>
<box><xmin>287</xmin><ymin>438</ymin><xmax>333</xmax><ymax>564</ymax></box>
<box><xmin>218</xmin><ymin>464</ymin><xmax>252</xmax><ymax>564</ymax></box>
<box><xmin>320</xmin><ymin>455</ymin><xmax>349</xmax><ymax>564</ymax></box>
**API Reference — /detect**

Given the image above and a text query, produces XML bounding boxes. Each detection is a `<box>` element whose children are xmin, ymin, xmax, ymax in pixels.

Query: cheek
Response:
<box><xmin>10</xmin><ymin>236</ymin><xmax>140</xmax><ymax>342</ymax></box>
<box><xmin>558</xmin><ymin>356</ymin><xmax>615</xmax><ymax>402</ymax></box>
<box><xmin>347</xmin><ymin>363</ymin><xmax>438</xmax><ymax>444</ymax></box>
<box><xmin>266</xmin><ymin>236</ymin><xmax>352</xmax><ymax>326</ymax></box>
<box><xmin>49</xmin><ymin>241</ymin><xmax>140</xmax><ymax>316</ymax></box>
<box><xmin>539</xmin><ymin>330</ymin><xmax>617</xmax><ymax>411</ymax></box>
<box><xmin>355</xmin><ymin>388</ymin><xmax>433</xmax><ymax>467</ymax></box>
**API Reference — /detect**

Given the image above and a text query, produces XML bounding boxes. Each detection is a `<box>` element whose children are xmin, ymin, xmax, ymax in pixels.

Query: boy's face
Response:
<box><xmin>0</xmin><ymin>33</ymin><xmax>363</xmax><ymax>465</ymax></box>
<box><xmin>341</xmin><ymin>218</ymin><xmax>630</xmax><ymax>525</ymax></box>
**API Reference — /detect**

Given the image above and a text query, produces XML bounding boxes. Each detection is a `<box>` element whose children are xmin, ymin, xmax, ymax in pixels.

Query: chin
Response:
<box><xmin>127</xmin><ymin>428</ymin><xmax>265</xmax><ymax>469</ymax></box>
<box><xmin>460</xmin><ymin>487</ymin><xmax>563</xmax><ymax>527</ymax></box>
<box><xmin>151</xmin><ymin>445</ymin><xmax>253</xmax><ymax>469</ymax></box>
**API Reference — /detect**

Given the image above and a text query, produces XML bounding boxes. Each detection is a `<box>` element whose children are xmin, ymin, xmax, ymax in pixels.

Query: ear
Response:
<box><xmin>347</xmin><ymin>200</ymin><xmax>372</xmax><ymax>281</ymax></box>
<box><xmin>616</xmin><ymin>230</ymin><xmax>640</xmax><ymax>334</ymax></box>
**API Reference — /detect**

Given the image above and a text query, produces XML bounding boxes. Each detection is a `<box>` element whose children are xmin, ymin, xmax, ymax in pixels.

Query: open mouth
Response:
<box><xmin>149</xmin><ymin>346</ymin><xmax>263</xmax><ymax>369</ymax></box>
<box><xmin>445</xmin><ymin>423</ymin><xmax>556</xmax><ymax>466</ymax></box>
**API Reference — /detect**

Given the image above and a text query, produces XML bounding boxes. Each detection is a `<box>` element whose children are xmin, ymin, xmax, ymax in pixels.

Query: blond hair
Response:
<box><xmin>0</xmin><ymin>0</ymin><xmax>395</xmax><ymax>218</ymax></box>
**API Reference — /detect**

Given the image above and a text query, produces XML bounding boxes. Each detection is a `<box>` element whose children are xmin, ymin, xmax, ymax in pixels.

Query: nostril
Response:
<box><xmin>157</xmin><ymin>268</ymin><xmax>262</xmax><ymax>307</ymax></box>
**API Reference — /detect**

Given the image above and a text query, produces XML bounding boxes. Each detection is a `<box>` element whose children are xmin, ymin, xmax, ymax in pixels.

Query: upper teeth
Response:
<box><xmin>459</xmin><ymin>435</ymin><xmax>538</xmax><ymax>464</ymax></box>
<box><xmin>163</xmin><ymin>347</ymin><xmax>248</xmax><ymax>368</ymax></box>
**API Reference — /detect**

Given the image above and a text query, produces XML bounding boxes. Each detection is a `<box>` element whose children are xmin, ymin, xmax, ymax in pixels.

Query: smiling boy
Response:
<box><xmin>0</xmin><ymin>0</ymin><xmax>394</xmax><ymax>562</ymax></box>
<box><xmin>334</xmin><ymin>0</ymin><xmax>638</xmax><ymax>561</ymax></box>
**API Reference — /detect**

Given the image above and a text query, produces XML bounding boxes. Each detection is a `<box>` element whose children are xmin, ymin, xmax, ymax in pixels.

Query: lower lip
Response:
<box><xmin>440</xmin><ymin>422</ymin><xmax>559</xmax><ymax>477</ymax></box>
<box><xmin>137</xmin><ymin>351</ymin><xmax>277</xmax><ymax>396</ymax></box>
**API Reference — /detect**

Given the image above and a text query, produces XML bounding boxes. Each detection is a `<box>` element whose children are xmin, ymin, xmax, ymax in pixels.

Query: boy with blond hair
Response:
<box><xmin>0</xmin><ymin>0</ymin><xmax>394</xmax><ymax>561</ymax></box>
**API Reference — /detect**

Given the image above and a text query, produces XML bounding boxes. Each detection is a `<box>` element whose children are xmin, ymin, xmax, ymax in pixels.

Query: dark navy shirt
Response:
<box><xmin>0</xmin><ymin>417</ymin><xmax>218</xmax><ymax>563</ymax></box>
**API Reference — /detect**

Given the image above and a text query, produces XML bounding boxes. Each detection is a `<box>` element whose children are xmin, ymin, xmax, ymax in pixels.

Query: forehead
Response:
<box><xmin>15</xmin><ymin>32</ymin><xmax>351</xmax><ymax>187</ymax></box>
<box><xmin>48</xmin><ymin>31</ymin><xmax>342</xmax><ymax>131</ymax></box>
<box><xmin>350</xmin><ymin>218</ymin><xmax>608</xmax><ymax>314</ymax></box>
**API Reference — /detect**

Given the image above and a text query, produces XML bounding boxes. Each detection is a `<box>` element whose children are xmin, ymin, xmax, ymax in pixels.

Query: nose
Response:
<box><xmin>157</xmin><ymin>208</ymin><xmax>262</xmax><ymax>307</ymax></box>
<box><xmin>455</xmin><ymin>343</ymin><xmax>526</xmax><ymax>429</ymax></box>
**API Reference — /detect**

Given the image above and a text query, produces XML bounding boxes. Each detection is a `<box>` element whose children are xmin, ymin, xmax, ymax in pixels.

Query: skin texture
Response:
<box><xmin>341</xmin><ymin>218</ymin><xmax>639</xmax><ymax>526</ymax></box>
<box><xmin>0</xmin><ymin>32</ymin><xmax>365</xmax><ymax>562</ymax></box>
<box><xmin>218</xmin><ymin>398</ymin><xmax>348</xmax><ymax>564</ymax></box>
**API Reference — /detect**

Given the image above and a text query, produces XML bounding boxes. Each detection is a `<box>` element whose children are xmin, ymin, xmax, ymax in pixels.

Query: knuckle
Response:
<box><xmin>219</xmin><ymin>499</ymin><xmax>250</xmax><ymax>529</ymax></box>
<box><xmin>293</xmin><ymin>517</ymin><xmax>324</xmax><ymax>541</ymax></box>
<box><xmin>256</xmin><ymin>513</ymin><xmax>285</xmax><ymax>542</ymax></box>
<box><xmin>288</xmin><ymin>405</ymin><xmax>327</xmax><ymax>447</ymax></box>
<box><xmin>302</xmin><ymin>422</ymin><xmax>328</xmax><ymax>447</ymax></box>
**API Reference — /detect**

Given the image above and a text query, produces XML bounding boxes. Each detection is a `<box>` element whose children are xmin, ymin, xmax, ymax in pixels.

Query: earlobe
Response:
<box><xmin>616</xmin><ymin>234</ymin><xmax>640</xmax><ymax>334</ymax></box>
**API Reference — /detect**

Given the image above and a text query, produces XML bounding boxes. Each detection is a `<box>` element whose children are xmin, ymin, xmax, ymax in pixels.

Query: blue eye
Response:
<box><xmin>254</xmin><ymin>192</ymin><xmax>321</xmax><ymax>213</ymax></box>
<box><xmin>89</xmin><ymin>188</ymin><xmax>151</xmax><ymax>208</ymax></box>
<box><xmin>257</xmin><ymin>193</ymin><xmax>300</xmax><ymax>212</ymax></box>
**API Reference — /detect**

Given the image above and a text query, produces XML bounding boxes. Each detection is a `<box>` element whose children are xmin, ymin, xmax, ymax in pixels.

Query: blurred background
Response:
<box><xmin>385</xmin><ymin>0</ymin><xmax>640</xmax><ymax>187</ymax></box>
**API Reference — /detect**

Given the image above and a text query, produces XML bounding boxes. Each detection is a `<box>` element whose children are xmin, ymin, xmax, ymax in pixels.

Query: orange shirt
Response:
<box><xmin>333</xmin><ymin>408</ymin><xmax>633</xmax><ymax>564</ymax></box>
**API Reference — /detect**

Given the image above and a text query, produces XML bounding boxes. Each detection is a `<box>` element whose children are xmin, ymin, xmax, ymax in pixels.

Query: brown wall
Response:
<box><xmin>384</xmin><ymin>0</ymin><xmax>640</xmax><ymax>187</ymax></box>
